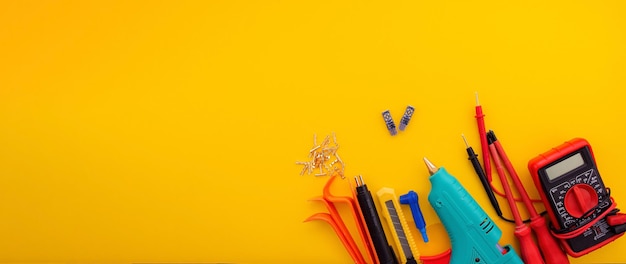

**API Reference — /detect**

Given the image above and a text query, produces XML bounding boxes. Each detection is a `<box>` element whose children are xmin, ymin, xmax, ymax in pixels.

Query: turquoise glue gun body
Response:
<box><xmin>425</xmin><ymin>161</ymin><xmax>523</xmax><ymax>264</ymax></box>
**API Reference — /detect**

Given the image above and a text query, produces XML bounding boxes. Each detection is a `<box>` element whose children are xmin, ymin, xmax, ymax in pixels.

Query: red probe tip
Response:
<box><xmin>475</xmin><ymin>92</ymin><xmax>480</xmax><ymax>106</ymax></box>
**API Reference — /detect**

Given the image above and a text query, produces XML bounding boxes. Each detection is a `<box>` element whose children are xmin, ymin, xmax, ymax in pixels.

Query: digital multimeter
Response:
<box><xmin>528</xmin><ymin>138</ymin><xmax>623</xmax><ymax>257</ymax></box>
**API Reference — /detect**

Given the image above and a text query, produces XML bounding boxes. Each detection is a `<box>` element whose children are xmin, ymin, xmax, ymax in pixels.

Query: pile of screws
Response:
<box><xmin>296</xmin><ymin>133</ymin><xmax>345</xmax><ymax>178</ymax></box>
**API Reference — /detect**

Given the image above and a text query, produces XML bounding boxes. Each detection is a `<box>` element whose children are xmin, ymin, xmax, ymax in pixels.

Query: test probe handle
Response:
<box><xmin>530</xmin><ymin>216</ymin><xmax>570</xmax><ymax>264</ymax></box>
<box><xmin>466</xmin><ymin>147</ymin><xmax>503</xmax><ymax>217</ymax></box>
<box><xmin>515</xmin><ymin>225</ymin><xmax>545</xmax><ymax>264</ymax></box>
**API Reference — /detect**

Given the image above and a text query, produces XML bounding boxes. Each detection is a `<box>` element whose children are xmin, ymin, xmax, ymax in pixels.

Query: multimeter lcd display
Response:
<box><xmin>545</xmin><ymin>153</ymin><xmax>585</xmax><ymax>181</ymax></box>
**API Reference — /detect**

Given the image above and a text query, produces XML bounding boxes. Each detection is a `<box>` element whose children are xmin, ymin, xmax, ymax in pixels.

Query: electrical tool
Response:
<box><xmin>488</xmin><ymin>134</ymin><xmax>544</xmax><ymax>264</ymax></box>
<box><xmin>399</xmin><ymin>190</ymin><xmax>429</xmax><ymax>243</ymax></box>
<box><xmin>422</xmin><ymin>157</ymin><xmax>523</xmax><ymax>264</ymax></box>
<box><xmin>462</xmin><ymin>134</ymin><xmax>505</xmax><ymax>220</ymax></box>
<box><xmin>529</xmin><ymin>138</ymin><xmax>624</xmax><ymax>257</ymax></box>
<box><xmin>471</xmin><ymin>94</ymin><xmax>568</xmax><ymax>263</ymax></box>
<box><xmin>377</xmin><ymin>188</ymin><xmax>419</xmax><ymax>264</ymax></box>
<box><xmin>472</xmin><ymin>94</ymin><xmax>542</xmax><ymax>205</ymax></box>
<box><xmin>488</xmin><ymin>131</ymin><xmax>569</xmax><ymax>264</ymax></box>
<box><xmin>355</xmin><ymin>175</ymin><xmax>397</xmax><ymax>264</ymax></box>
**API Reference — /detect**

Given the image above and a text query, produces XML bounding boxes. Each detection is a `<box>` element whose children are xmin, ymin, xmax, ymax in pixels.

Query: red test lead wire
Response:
<box><xmin>551</xmin><ymin>197</ymin><xmax>617</xmax><ymax>240</ymax></box>
<box><xmin>474</xmin><ymin>93</ymin><xmax>543</xmax><ymax>204</ymax></box>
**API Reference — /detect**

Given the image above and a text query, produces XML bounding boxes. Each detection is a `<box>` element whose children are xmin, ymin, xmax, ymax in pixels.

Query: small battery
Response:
<box><xmin>382</xmin><ymin>110</ymin><xmax>397</xmax><ymax>136</ymax></box>
<box><xmin>399</xmin><ymin>105</ymin><xmax>415</xmax><ymax>131</ymax></box>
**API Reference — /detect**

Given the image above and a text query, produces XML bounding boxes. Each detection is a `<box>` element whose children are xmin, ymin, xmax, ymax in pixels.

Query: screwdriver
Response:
<box><xmin>355</xmin><ymin>175</ymin><xmax>397</xmax><ymax>264</ymax></box>
<box><xmin>487</xmin><ymin>133</ymin><xmax>544</xmax><ymax>264</ymax></box>
<box><xmin>488</xmin><ymin>131</ymin><xmax>569</xmax><ymax>264</ymax></box>
<box><xmin>462</xmin><ymin>134</ymin><xmax>504</xmax><ymax>219</ymax></box>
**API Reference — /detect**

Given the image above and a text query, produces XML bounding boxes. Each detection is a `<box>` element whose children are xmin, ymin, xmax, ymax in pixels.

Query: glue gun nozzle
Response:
<box><xmin>423</xmin><ymin>157</ymin><xmax>438</xmax><ymax>175</ymax></box>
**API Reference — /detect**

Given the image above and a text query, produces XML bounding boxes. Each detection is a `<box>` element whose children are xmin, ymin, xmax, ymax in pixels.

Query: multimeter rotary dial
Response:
<box><xmin>564</xmin><ymin>184</ymin><xmax>598</xmax><ymax>218</ymax></box>
<box><xmin>549</xmin><ymin>168</ymin><xmax>607</xmax><ymax>229</ymax></box>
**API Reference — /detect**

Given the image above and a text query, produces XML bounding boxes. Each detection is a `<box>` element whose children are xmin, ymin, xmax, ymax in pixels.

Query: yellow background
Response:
<box><xmin>0</xmin><ymin>0</ymin><xmax>625</xmax><ymax>263</ymax></box>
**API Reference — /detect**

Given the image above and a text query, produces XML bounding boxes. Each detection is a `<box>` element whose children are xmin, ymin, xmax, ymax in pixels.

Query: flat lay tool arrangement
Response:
<box><xmin>2</xmin><ymin>0</ymin><xmax>625</xmax><ymax>262</ymax></box>
<box><xmin>298</xmin><ymin>94</ymin><xmax>625</xmax><ymax>264</ymax></box>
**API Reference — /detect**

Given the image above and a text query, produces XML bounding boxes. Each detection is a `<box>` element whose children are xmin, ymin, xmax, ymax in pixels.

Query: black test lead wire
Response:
<box><xmin>462</xmin><ymin>134</ymin><xmax>506</xmax><ymax>219</ymax></box>
<box><xmin>462</xmin><ymin>134</ymin><xmax>546</xmax><ymax>224</ymax></box>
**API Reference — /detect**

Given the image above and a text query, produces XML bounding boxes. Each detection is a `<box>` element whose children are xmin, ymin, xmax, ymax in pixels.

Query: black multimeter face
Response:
<box><xmin>538</xmin><ymin>146</ymin><xmax>615</xmax><ymax>252</ymax></box>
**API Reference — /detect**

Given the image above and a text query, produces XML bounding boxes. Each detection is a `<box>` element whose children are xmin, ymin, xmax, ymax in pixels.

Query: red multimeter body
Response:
<box><xmin>528</xmin><ymin>138</ymin><xmax>622</xmax><ymax>257</ymax></box>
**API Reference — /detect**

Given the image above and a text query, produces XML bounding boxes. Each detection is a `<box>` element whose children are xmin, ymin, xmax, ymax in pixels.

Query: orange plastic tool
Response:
<box><xmin>308</xmin><ymin>196</ymin><xmax>365</xmax><ymax>263</ymax></box>
<box><xmin>304</xmin><ymin>213</ymin><xmax>364</xmax><ymax>263</ymax></box>
<box><xmin>305</xmin><ymin>175</ymin><xmax>375</xmax><ymax>264</ymax></box>
<box><xmin>321</xmin><ymin>176</ymin><xmax>377</xmax><ymax>264</ymax></box>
